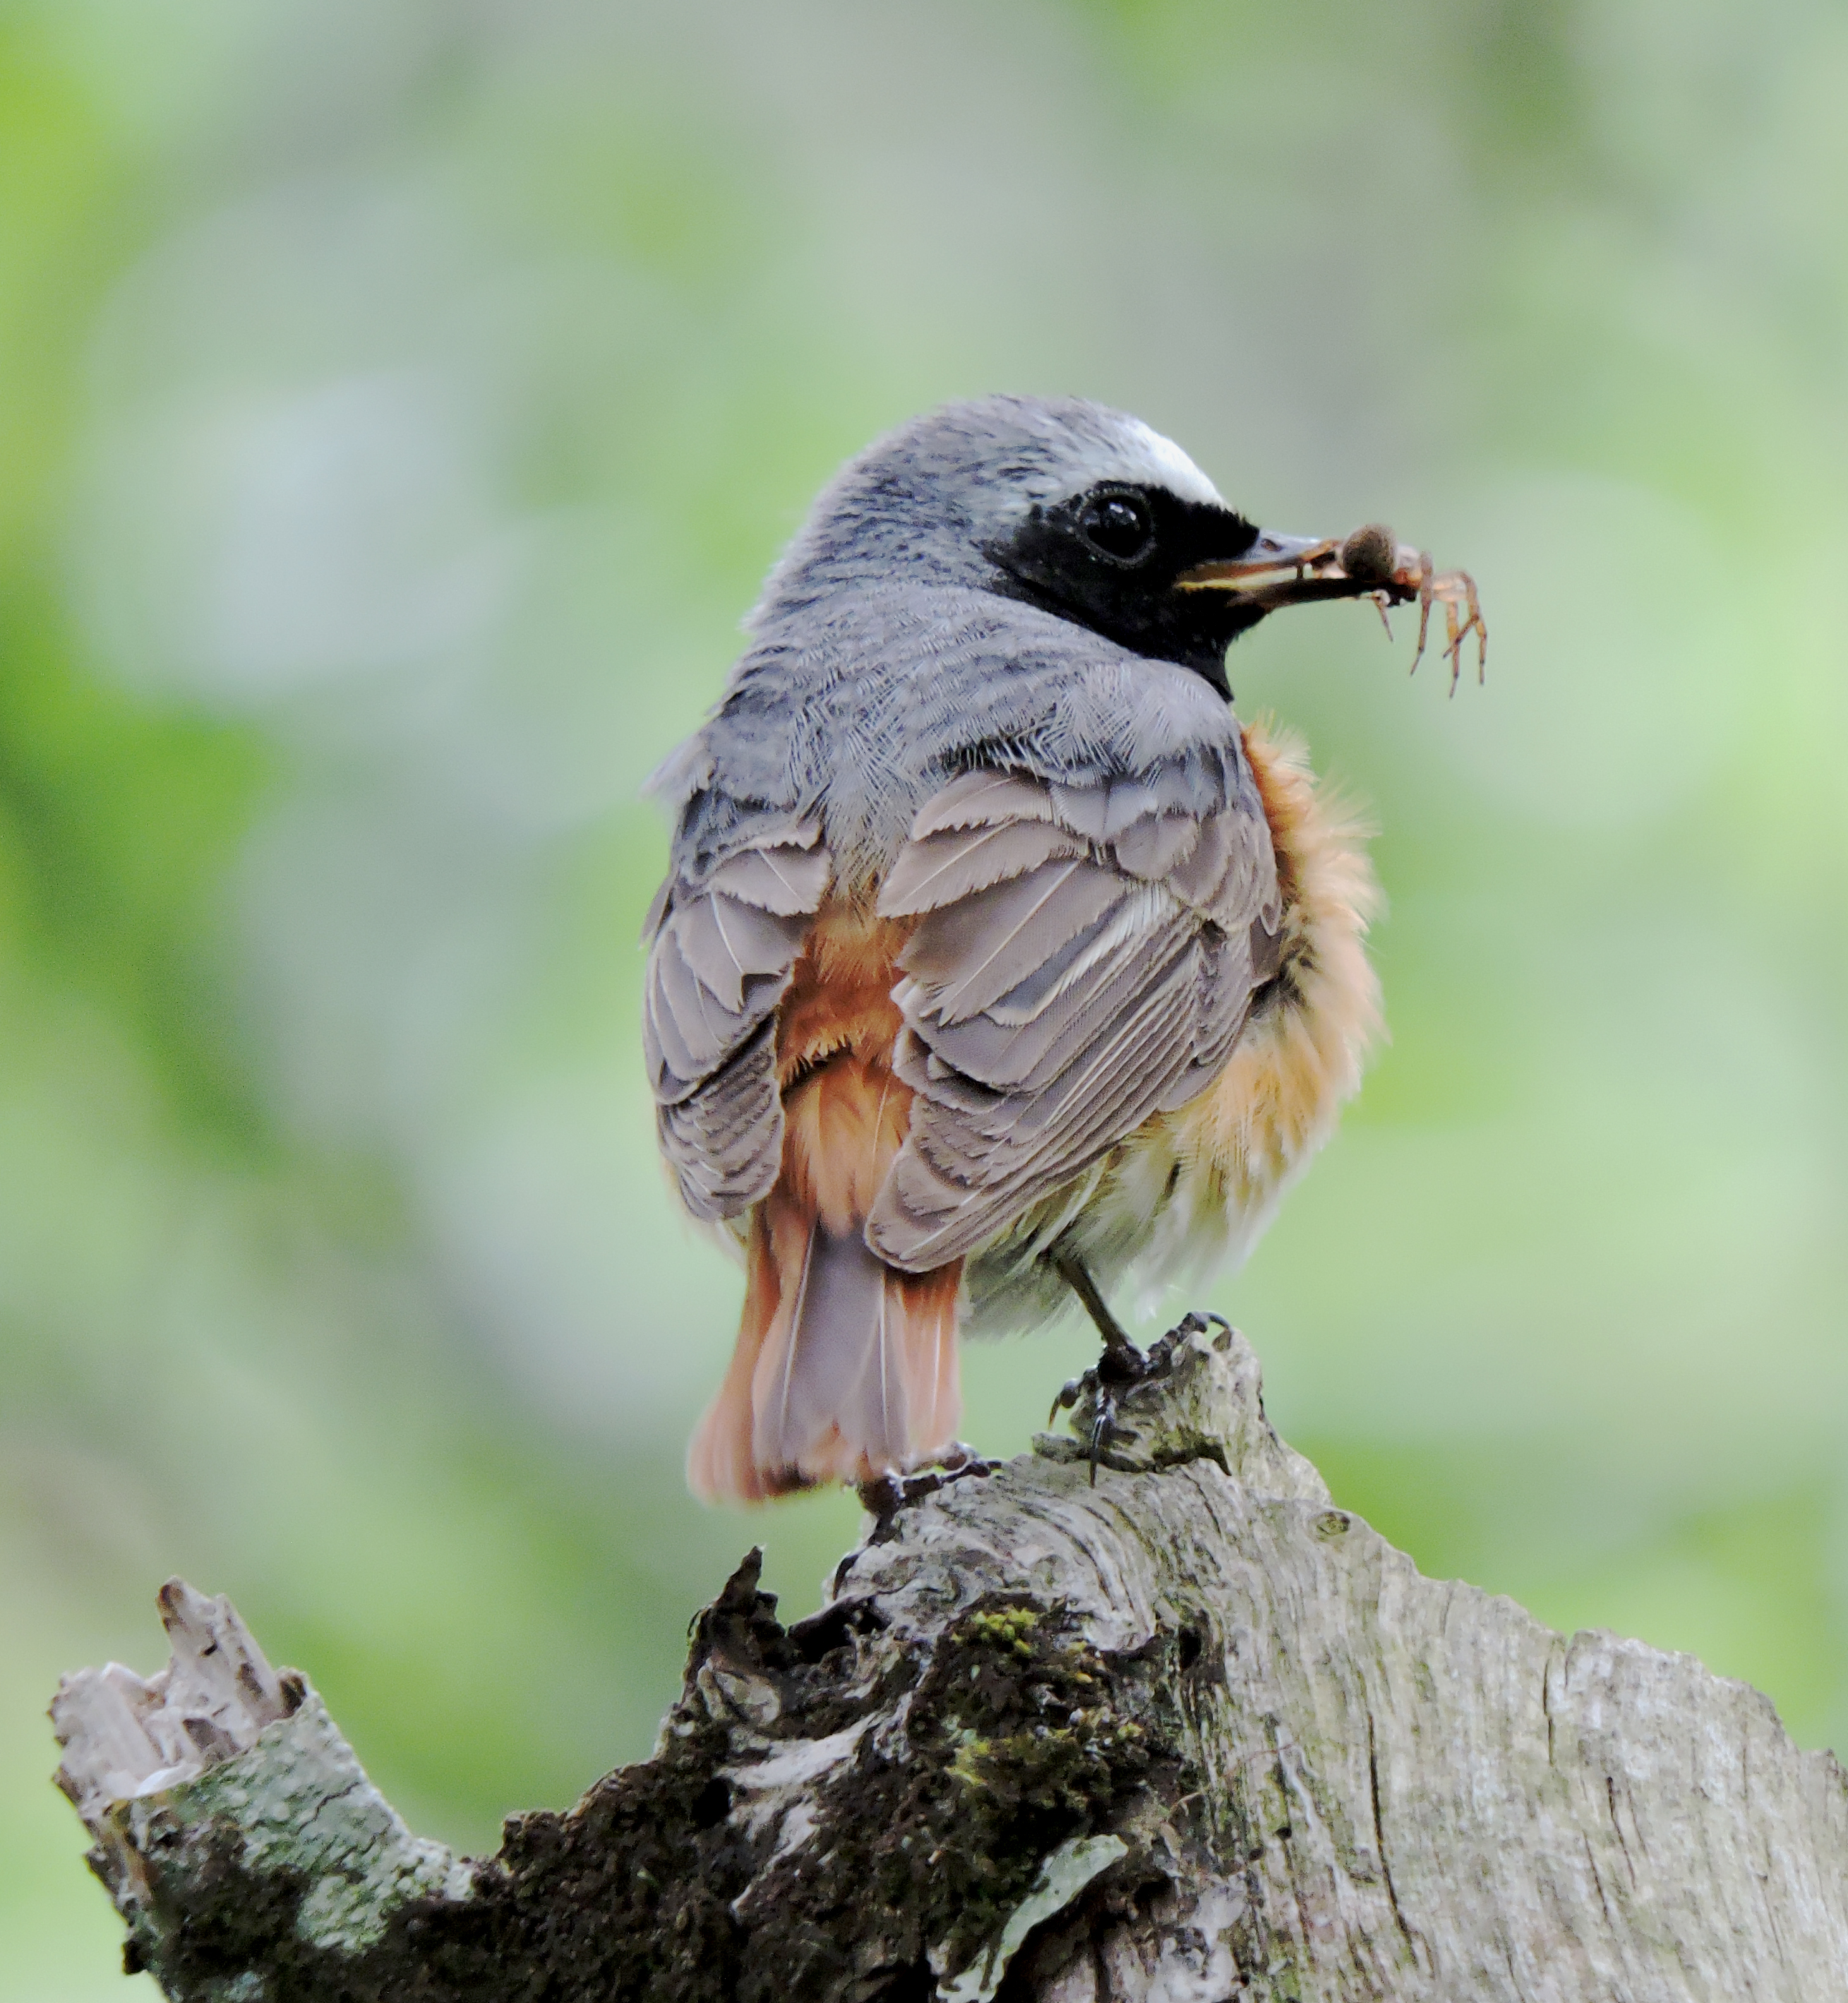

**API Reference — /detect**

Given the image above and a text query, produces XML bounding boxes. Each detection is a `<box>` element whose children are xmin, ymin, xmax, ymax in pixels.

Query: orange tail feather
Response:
<box><xmin>687</xmin><ymin>1050</ymin><xmax>964</xmax><ymax>1505</ymax></box>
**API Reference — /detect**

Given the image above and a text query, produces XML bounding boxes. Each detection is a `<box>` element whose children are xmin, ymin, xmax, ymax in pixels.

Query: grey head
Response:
<box><xmin>751</xmin><ymin>393</ymin><xmax>1328</xmax><ymax>697</ymax></box>
<box><xmin>654</xmin><ymin>395</ymin><xmax>1379</xmax><ymax>882</ymax></box>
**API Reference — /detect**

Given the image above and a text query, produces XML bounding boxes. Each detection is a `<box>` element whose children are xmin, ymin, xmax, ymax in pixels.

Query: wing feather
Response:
<box><xmin>707</xmin><ymin>835</ymin><xmax>831</xmax><ymax>916</ymax></box>
<box><xmin>877</xmin><ymin>818</ymin><xmax>1086</xmax><ymax>915</ymax></box>
<box><xmin>901</xmin><ymin>863</ymin><xmax>1129</xmax><ymax>1025</ymax></box>
<box><xmin>911</xmin><ymin>769</ymin><xmax>1060</xmax><ymax>837</ymax></box>
<box><xmin>1110</xmin><ymin>811</ymin><xmax>1203</xmax><ymax>882</ymax></box>
<box><xmin>868</xmin><ymin>763</ymin><xmax>1277</xmax><ymax>1269</ymax></box>
<box><xmin>644</xmin><ymin>821</ymin><xmax>829</xmax><ymax>1221</ymax></box>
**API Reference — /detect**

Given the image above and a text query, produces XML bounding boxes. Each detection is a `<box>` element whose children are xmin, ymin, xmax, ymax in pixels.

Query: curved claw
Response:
<box><xmin>1057</xmin><ymin>1308</ymin><xmax>1235</xmax><ymax>1484</ymax></box>
<box><xmin>1088</xmin><ymin>1389</ymin><xmax>1118</xmax><ymax>1488</ymax></box>
<box><xmin>938</xmin><ymin>1440</ymin><xmax>981</xmax><ymax>1474</ymax></box>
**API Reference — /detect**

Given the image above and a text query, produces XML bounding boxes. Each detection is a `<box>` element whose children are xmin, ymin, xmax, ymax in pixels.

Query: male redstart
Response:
<box><xmin>644</xmin><ymin>397</ymin><xmax>1477</xmax><ymax>1505</ymax></box>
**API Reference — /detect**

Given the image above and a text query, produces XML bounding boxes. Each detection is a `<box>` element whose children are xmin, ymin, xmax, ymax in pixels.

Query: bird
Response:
<box><xmin>644</xmin><ymin>395</ymin><xmax>1394</xmax><ymax>1507</ymax></box>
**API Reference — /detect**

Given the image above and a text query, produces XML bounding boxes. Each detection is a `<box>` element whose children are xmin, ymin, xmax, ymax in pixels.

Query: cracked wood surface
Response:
<box><xmin>51</xmin><ymin>1325</ymin><xmax>1848</xmax><ymax>2000</ymax></box>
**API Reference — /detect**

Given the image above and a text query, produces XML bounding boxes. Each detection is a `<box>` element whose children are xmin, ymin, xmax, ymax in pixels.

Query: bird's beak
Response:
<box><xmin>1175</xmin><ymin>526</ymin><xmax>1422</xmax><ymax>613</ymax></box>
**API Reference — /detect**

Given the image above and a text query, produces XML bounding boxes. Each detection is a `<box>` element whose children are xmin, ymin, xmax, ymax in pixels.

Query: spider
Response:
<box><xmin>1331</xmin><ymin>522</ymin><xmax>1488</xmax><ymax>695</ymax></box>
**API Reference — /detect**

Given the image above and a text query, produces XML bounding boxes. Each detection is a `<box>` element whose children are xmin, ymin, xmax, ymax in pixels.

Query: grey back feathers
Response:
<box><xmin>656</xmin><ymin>585</ymin><xmax>1253</xmax><ymax>889</ymax></box>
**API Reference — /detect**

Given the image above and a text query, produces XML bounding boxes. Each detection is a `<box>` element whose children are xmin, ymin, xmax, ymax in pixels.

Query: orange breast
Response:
<box><xmin>1145</xmin><ymin>716</ymin><xmax>1383</xmax><ymax>1244</ymax></box>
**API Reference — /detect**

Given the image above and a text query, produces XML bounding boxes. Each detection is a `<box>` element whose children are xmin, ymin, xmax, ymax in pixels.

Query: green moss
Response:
<box><xmin>733</xmin><ymin>1594</ymin><xmax>1173</xmax><ymax>1991</ymax></box>
<box><xmin>961</xmin><ymin>1608</ymin><xmax>1042</xmax><ymax>1660</ymax></box>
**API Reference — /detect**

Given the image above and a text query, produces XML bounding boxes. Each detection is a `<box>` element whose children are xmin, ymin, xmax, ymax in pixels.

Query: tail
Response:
<box><xmin>687</xmin><ymin>1054</ymin><xmax>963</xmax><ymax>1504</ymax></box>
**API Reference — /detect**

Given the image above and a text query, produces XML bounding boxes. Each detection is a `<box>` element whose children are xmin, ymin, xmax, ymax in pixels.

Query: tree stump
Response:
<box><xmin>50</xmin><ymin>1324</ymin><xmax>1848</xmax><ymax>2000</ymax></box>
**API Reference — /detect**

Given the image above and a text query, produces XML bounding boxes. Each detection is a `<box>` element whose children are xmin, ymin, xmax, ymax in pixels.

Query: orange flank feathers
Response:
<box><xmin>686</xmin><ymin>908</ymin><xmax>964</xmax><ymax>1504</ymax></box>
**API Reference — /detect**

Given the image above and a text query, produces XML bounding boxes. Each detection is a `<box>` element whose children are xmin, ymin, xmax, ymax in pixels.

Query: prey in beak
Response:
<box><xmin>1179</xmin><ymin>523</ymin><xmax>1489</xmax><ymax>692</ymax></box>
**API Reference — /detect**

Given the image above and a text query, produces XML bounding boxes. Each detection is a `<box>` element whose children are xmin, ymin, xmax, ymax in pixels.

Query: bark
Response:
<box><xmin>50</xmin><ymin>1324</ymin><xmax>1848</xmax><ymax>2001</ymax></box>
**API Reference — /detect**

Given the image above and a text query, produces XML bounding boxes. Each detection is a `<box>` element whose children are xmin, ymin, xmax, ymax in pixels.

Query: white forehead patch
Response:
<box><xmin>1126</xmin><ymin>420</ymin><xmax>1223</xmax><ymax>505</ymax></box>
<box><xmin>1069</xmin><ymin>417</ymin><xmax>1223</xmax><ymax>507</ymax></box>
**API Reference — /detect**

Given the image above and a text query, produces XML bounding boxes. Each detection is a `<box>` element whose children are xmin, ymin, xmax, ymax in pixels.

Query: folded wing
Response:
<box><xmin>867</xmin><ymin>763</ymin><xmax>1280</xmax><ymax>1269</ymax></box>
<box><xmin>642</xmin><ymin>821</ymin><xmax>832</xmax><ymax>1221</ymax></box>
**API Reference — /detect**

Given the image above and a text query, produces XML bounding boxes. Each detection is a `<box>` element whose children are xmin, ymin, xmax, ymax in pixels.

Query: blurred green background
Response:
<box><xmin>4</xmin><ymin>0</ymin><xmax>1847</xmax><ymax>1990</ymax></box>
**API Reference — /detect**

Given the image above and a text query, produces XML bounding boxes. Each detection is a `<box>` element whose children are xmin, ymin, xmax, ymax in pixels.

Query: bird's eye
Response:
<box><xmin>1078</xmin><ymin>490</ymin><xmax>1155</xmax><ymax>564</ymax></box>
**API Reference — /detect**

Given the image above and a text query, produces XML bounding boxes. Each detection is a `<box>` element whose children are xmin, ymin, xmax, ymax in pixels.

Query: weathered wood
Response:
<box><xmin>51</xmin><ymin>1325</ymin><xmax>1848</xmax><ymax>2000</ymax></box>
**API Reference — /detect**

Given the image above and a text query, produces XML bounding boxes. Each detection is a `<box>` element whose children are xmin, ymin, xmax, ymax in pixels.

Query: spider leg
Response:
<box><xmin>1465</xmin><ymin>575</ymin><xmax>1489</xmax><ymax>681</ymax></box>
<box><xmin>1410</xmin><ymin>554</ymin><xmax>1436</xmax><ymax>675</ymax></box>
<box><xmin>1429</xmin><ymin>571</ymin><xmax>1489</xmax><ymax>692</ymax></box>
<box><xmin>1445</xmin><ymin>593</ymin><xmax>1465</xmax><ymax>696</ymax></box>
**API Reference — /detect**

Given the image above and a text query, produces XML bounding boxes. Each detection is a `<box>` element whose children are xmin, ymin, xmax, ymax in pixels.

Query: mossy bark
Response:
<box><xmin>51</xmin><ymin>1326</ymin><xmax>1848</xmax><ymax>2000</ymax></box>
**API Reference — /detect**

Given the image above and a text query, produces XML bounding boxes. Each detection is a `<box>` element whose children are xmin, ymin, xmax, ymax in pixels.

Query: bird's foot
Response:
<box><xmin>1050</xmin><ymin>1312</ymin><xmax>1228</xmax><ymax>1485</ymax></box>
<box><xmin>855</xmin><ymin>1443</ymin><xmax>997</xmax><ymax>1545</ymax></box>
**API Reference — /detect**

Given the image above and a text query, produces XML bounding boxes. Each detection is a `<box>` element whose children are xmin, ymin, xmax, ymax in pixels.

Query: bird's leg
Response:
<box><xmin>1047</xmin><ymin>1243</ymin><xmax>1158</xmax><ymax>1481</ymax></box>
<box><xmin>1048</xmin><ymin>1242</ymin><xmax>1139</xmax><ymax>1361</ymax></box>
